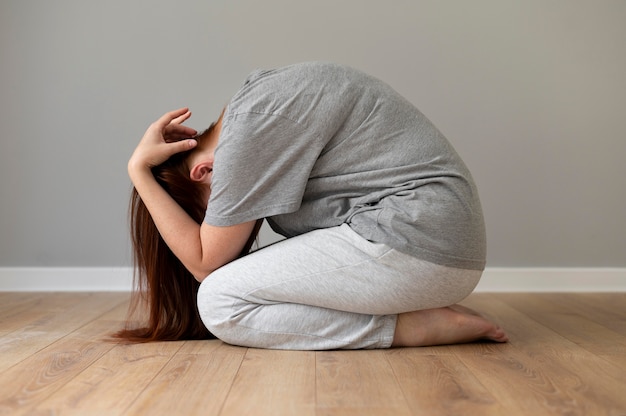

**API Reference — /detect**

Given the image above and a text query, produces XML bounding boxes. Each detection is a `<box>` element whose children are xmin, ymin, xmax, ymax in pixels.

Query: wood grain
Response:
<box><xmin>1</xmin><ymin>292</ymin><xmax>625</xmax><ymax>416</ymax></box>
<box><xmin>316</xmin><ymin>350</ymin><xmax>410</xmax><ymax>415</ymax></box>
<box><xmin>385</xmin><ymin>348</ymin><xmax>504</xmax><ymax>415</ymax></box>
<box><xmin>125</xmin><ymin>340</ymin><xmax>246</xmax><ymax>416</ymax></box>
<box><xmin>220</xmin><ymin>348</ymin><xmax>316</xmax><ymax>416</ymax></box>
<box><xmin>460</xmin><ymin>294</ymin><xmax>626</xmax><ymax>415</ymax></box>
<box><xmin>0</xmin><ymin>292</ymin><xmax>125</xmax><ymax>373</ymax></box>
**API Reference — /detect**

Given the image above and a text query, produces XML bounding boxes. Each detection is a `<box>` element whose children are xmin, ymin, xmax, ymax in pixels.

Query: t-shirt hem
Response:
<box><xmin>349</xmin><ymin>224</ymin><xmax>486</xmax><ymax>271</ymax></box>
<box><xmin>398</xmin><ymin>245</ymin><xmax>485</xmax><ymax>271</ymax></box>
<box><xmin>204</xmin><ymin>201</ymin><xmax>301</xmax><ymax>227</ymax></box>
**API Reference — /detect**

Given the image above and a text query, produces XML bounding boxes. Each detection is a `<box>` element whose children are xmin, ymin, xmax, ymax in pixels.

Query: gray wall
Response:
<box><xmin>1</xmin><ymin>0</ymin><xmax>624</xmax><ymax>268</ymax></box>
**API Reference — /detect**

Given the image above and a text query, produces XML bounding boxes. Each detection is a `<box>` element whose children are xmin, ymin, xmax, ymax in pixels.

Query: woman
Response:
<box><xmin>118</xmin><ymin>62</ymin><xmax>508</xmax><ymax>349</ymax></box>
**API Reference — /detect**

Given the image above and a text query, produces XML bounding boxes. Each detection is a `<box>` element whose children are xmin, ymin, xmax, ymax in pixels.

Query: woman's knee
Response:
<box><xmin>196</xmin><ymin>271</ymin><xmax>239</xmax><ymax>341</ymax></box>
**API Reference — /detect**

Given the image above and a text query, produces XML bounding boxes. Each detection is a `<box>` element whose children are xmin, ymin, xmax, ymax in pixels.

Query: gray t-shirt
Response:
<box><xmin>205</xmin><ymin>62</ymin><xmax>486</xmax><ymax>270</ymax></box>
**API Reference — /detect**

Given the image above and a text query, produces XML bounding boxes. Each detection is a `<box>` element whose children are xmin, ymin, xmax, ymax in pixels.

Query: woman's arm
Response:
<box><xmin>128</xmin><ymin>108</ymin><xmax>256</xmax><ymax>281</ymax></box>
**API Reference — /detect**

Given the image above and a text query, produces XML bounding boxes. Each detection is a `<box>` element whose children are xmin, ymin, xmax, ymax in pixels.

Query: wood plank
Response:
<box><xmin>316</xmin><ymin>350</ymin><xmax>411</xmax><ymax>416</ymax></box>
<box><xmin>1</xmin><ymin>292</ymin><xmax>625</xmax><ymax>415</ymax></box>
<box><xmin>29</xmin><ymin>341</ymin><xmax>183</xmax><ymax>416</ymax></box>
<box><xmin>0</xmin><ymin>292</ymin><xmax>38</xmax><ymax>307</ymax></box>
<box><xmin>0</xmin><ymin>292</ymin><xmax>44</xmax><ymax>320</ymax></box>
<box><xmin>385</xmin><ymin>348</ymin><xmax>504</xmax><ymax>415</ymax></box>
<box><xmin>124</xmin><ymin>340</ymin><xmax>246</xmax><ymax>416</ymax></box>
<box><xmin>0</xmin><ymin>292</ymin><xmax>127</xmax><ymax>373</ymax></box>
<box><xmin>563</xmin><ymin>292</ymin><xmax>626</xmax><ymax>371</ymax></box>
<box><xmin>459</xmin><ymin>293</ymin><xmax>626</xmax><ymax>415</ymax></box>
<box><xmin>220</xmin><ymin>348</ymin><xmax>316</xmax><ymax>416</ymax></box>
<box><xmin>0</xmin><ymin>297</ymin><xmax>128</xmax><ymax>415</ymax></box>
<box><xmin>549</xmin><ymin>292</ymin><xmax>626</xmax><ymax>335</ymax></box>
<box><xmin>0</xmin><ymin>292</ymin><xmax>71</xmax><ymax>336</ymax></box>
<box><xmin>499</xmin><ymin>293</ymin><xmax>626</xmax><ymax>372</ymax></box>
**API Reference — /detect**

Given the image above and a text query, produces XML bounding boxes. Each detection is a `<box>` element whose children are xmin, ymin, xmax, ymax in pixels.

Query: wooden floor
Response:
<box><xmin>0</xmin><ymin>292</ymin><xmax>625</xmax><ymax>415</ymax></box>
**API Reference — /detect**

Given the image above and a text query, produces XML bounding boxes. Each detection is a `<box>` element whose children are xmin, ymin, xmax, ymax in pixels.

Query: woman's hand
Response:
<box><xmin>128</xmin><ymin>108</ymin><xmax>198</xmax><ymax>176</ymax></box>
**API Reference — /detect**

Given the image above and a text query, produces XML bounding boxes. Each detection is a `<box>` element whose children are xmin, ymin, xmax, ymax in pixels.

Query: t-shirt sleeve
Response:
<box><xmin>204</xmin><ymin>112</ymin><xmax>324</xmax><ymax>226</ymax></box>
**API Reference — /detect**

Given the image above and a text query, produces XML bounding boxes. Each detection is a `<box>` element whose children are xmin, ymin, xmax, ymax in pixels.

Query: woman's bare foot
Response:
<box><xmin>392</xmin><ymin>305</ymin><xmax>508</xmax><ymax>347</ymax></box>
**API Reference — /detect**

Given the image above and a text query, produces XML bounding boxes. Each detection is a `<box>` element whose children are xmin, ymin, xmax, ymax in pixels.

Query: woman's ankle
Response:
<box><xmin>391</xmin><ymin>306</ymin><xmax>508</xmax><ymax>347</ymax></box>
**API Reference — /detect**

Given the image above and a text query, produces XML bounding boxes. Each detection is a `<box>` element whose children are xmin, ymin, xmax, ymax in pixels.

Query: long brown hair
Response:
<box><xmin>114</xmin><ymin>123</ymin><xmax>262</xmax><ymax>342</ymax></box>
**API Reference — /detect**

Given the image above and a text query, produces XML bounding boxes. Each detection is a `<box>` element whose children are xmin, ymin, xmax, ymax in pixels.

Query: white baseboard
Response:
<box><xmin>476</xmin><ymin>268</ymin><xmax>626</xmax><ymax>292</ymax></box>
<box><xmin>0</xmin><ymin>267</ymin><xmax>625</xmax><ymax>292</ymax></box>
<box><xmin>0</xmin><ymin>267</ymin><xmax>134</xmax><ymax>291</ymax></box>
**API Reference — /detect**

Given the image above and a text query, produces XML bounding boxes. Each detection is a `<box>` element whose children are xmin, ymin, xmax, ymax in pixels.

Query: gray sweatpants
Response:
<box><xmin>197</xmin><ymin>224</ymin><xmax>481</xmax><ymax>350</ymax></box>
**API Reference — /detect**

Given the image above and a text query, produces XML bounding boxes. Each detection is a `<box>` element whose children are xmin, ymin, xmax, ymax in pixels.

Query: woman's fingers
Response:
<box><xmin>154</xmin><ymin>107</ymin><xmax>191</xmax><ymax>130</ymax></box>
<box><xmin>166</xmin><ymin>138</ymin><xmax>198</xmax><ymax>155</ymax></box>
<box><xmin>130</xmin><ymin>108</ymin><xmax>198</xmax><ymax>170</ymax></box>
<box><xmin>164</xmin><ymin>123</ymin><xmax>198</xmax><ymax>142</ymax></box>
<box><xmin>170</xmin><ymin>110</ymin><xmax>192</xmax><ymax>125</ymax></box>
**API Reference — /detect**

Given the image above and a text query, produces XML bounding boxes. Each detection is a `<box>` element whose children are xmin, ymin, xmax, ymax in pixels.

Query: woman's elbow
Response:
<box><xmin>192</xmin><ymin>273</ymin><xmax>206</xmax><ymax>283</ymax></box>
<box><xmin>190</xmin><ymin>264</ymin><xmax>214</xmax><ymax>283</ymax></box>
